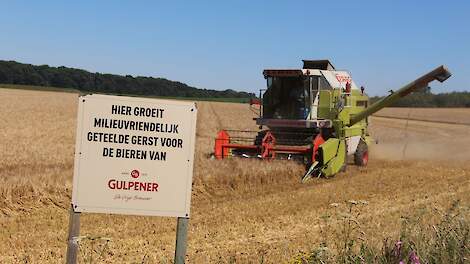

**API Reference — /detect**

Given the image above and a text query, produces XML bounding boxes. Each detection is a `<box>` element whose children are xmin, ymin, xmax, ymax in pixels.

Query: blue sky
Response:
<box><xmin>1</xmin><ymin>1</ymin><xmax>469</xmax><ymax>96</ymax></box>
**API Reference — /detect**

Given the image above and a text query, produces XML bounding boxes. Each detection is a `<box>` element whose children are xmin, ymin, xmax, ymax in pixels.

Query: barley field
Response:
<box><xmin>0</xmin><ymin>88</ymin><xmax>469</xmax><ymax>263</ymax></box>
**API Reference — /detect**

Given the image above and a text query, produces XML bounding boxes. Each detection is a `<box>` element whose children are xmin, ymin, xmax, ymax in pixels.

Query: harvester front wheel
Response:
<box><xmin>354</xmin><ymin>141</ymin><xmax>369</xmax><ymax>166</ymax></box>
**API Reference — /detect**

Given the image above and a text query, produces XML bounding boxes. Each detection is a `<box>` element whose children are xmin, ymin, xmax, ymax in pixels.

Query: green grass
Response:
<box><xmin>0</xmin><ymin>83</ymin><xmax>80</xmax><ymax>93</ymax></box>
<box><xmin>0</xmin><ymin>83</ymin><xmax>251</xmax><ymax>103</ymax></box>
<box><xmin>291</xmin><ymin>200</ymin><xmax>469</xmax><ymax>264</ymax></box>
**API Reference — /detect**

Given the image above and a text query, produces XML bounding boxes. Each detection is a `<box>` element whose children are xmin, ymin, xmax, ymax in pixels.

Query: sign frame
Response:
<box><xmin>71</xmin><ymin>94</ymin><xmax>197</xmax><ymax>218</ymax></box>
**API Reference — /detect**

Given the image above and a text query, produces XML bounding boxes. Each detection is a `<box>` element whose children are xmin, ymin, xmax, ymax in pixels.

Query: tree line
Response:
<box><xmin>1</xmin><ymin>60</ymin><xmax>467</xmax><ymax>107</ymax></box>
<box><xmin>370</xmin><ymin>88</ymin><xmax>470</xmax><ymax>107</ymax></box>
<box><xmin>0</xmin><ymin>60</ymin><xmax>255</xmax><ymax>99</ymax></box>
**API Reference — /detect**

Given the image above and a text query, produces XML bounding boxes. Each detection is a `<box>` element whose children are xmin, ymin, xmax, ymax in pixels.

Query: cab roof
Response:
<box><xmin>302</xmin><ymin>60</ymin><xmax>335</xmax><ymax>70</ymax></box>
<box><xmin>262</xmin><ymin>60</ymin><xmax>359</xmax><ymax>90</ymax></box>
<box><xmin>263</xmin><ymin>59</ymin><xmax>336</xmax><ymax>77</ymax></box>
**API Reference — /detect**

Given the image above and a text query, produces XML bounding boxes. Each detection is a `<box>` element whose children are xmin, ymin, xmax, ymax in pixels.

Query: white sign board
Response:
<box><xmin>71</xmin><ymin>94</ymin><xmax>197</xmax><ymax>217</ymax></box>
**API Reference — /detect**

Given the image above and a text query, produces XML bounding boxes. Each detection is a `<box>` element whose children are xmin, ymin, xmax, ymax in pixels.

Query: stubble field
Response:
<box><xmin>0</xmin><ymin>88</ymin><xmax>469</xmax><ymax>263</ymax></box>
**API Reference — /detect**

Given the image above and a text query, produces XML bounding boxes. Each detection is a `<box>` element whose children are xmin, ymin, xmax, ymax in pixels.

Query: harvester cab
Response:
<box><xmin>214</xmin><ymin>60</ymin><xmax>451</xmax><ymax>181</ymax></box>
<box><xmin>260</xmin><ymin>60</ymin><xmax>359</xmax><ymax>123</ymax></box>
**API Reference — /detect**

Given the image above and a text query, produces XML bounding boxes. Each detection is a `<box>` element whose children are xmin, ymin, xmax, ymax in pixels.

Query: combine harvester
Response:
<box><xmin>214</xmin><ymin>60</ymin><xmax>451</xmax><ymax>181</ymax></box>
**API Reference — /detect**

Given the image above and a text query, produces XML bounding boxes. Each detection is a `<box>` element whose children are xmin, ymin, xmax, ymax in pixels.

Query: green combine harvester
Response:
<box><xmin>214</xmin><ymin>60</ymin><xmax>451</xmax><ymax>181</ymax></box>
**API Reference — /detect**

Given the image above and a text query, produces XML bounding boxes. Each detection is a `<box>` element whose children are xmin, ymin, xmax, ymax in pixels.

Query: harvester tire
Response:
<box><xmin>354</xmin><ymin>141</ymin><xmax>369</xmax><ymax>166</ymax></box>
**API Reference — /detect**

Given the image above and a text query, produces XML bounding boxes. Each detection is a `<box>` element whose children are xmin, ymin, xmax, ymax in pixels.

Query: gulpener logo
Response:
<box><xmin>108</xmin><ymin>169</ymin><xmax>159</xmax><ymax>192</ymax></box>
<box><xmin>131</xmin><ymin>169</ymin><xmax>140</xmax><ymax>178</ymax></box>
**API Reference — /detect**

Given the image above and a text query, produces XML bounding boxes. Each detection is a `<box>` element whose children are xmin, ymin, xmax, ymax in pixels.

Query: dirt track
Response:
<box><xmin>0</xmin><ymin>89</ymin><xmax>469</xmax><ymax>263</ymax></box>
<box><xmin>369</xmin><ymin>116</ymin><xmax>470</xmax><ymax>161</ymax></box>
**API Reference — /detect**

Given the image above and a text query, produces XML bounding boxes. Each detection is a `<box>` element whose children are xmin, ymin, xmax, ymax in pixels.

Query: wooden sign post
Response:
<box><xmin>174</xmin><ymin>217</ymin><xmax>189</xmax><ymax>264</ymax></box>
